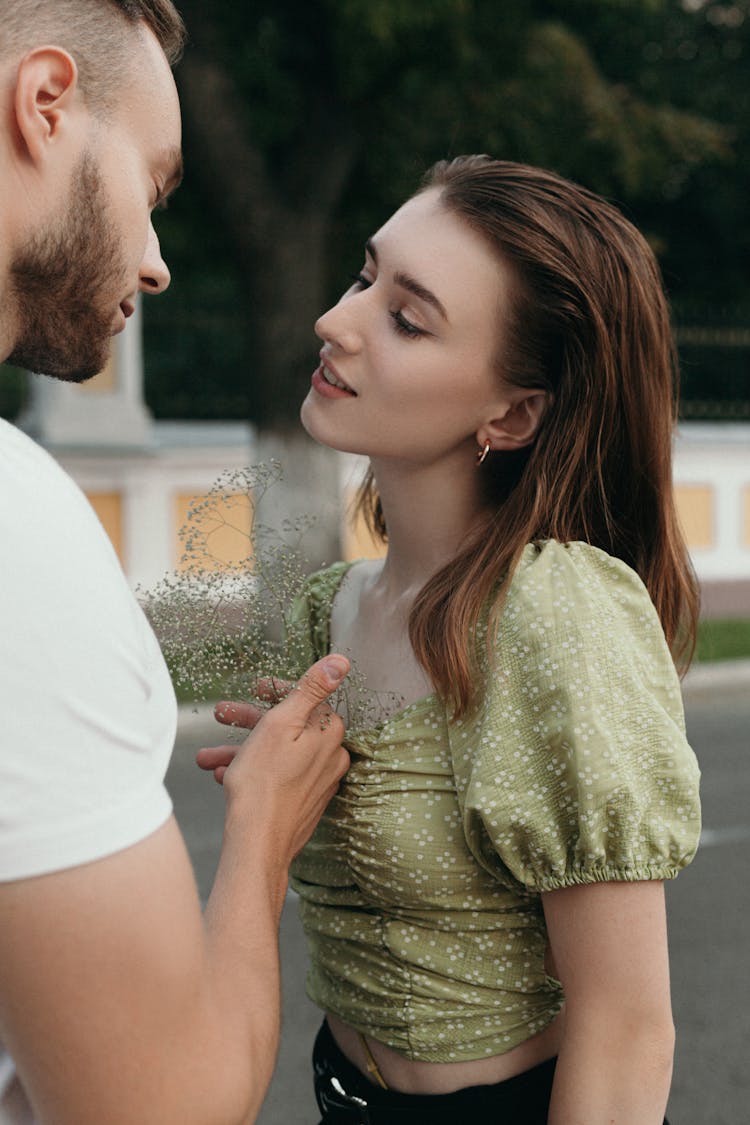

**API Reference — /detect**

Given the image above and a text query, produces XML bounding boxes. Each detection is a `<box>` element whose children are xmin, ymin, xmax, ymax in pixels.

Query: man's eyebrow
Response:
<box><xmin>365</xmin><ymin>237</ymin><xmax>448</xmax><ymax>322</ymax></box>
<box><xmin>158</xmin><ymin>148</ymin><xmax>184</xmax><ymax>201</ymax></box>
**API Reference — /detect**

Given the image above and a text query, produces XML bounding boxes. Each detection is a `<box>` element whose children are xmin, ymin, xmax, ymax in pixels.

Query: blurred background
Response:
<box><xmin>4</xmin><ymin>0</ymin><xmax>750</xmax><ymax>632</ymax></box>
<box><xmin>155</xmin><ymin>0</ymin><xmax>750</xmax><ymax>429</ymax></box>
<box><xmin>1</xmin><ymin>3</ymin><xmax>748</xmax><ymax>1122</ymax></box>
<box><xmin>2</xmin><ymin>0</ymin><xmax>749</xmax><ymax>428</ymax></box>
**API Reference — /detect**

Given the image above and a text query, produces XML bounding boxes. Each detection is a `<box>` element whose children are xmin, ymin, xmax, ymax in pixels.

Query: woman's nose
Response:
<box><xmin>314</xmin><ymin>299</ymin><xmax>362</xmax><ymax>354</ymax></box>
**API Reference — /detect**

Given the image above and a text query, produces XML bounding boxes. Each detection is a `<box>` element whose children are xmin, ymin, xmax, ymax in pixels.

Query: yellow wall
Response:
<box><xmin>175</xmin><ymin>491</ymin><xmax>253</xmax><ymax>571</ymax></box>
<box><xmin>170</xmin><ymin>483</ymin><xmax>726</xmax><ymax>568</ymax></box>
<box><xmin>345</xmin><ymin>485</ymin><xmax>722</xmax><ymax>557</ymax></box>
<box><xmin>79</xmin><ymin>346</ymin><xmax>117</xmax><ymax>393</ymax></box>
<box><xmin>86</xmin><ymin>492</ymin><xmax>124</xmax><ymax>562</ymax></box>
<box><xmin>674</xmin><ymin>484</ymin><xmax>714</xmax><ymax>549</ymax></box>
<box><xmin>342</xmin><ymin>492</ymin><xmax>387</xmax><ymax>561</ymax></box>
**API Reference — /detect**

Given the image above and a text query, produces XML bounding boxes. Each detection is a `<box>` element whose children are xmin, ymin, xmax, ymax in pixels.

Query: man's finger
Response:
<box><xmin>196</xmin><ymin>746</ymin><xmax>236</xmax><ymax>771</ymax></box>
<box><xmin>214</xmin><ymin>701</ymin><xmax>266</xmax><ymax>730</ymax></box>
<box><xmin>253</xmin><ymin>677</ymin><xmax>292</xmax><ymax>704</ymax></box>
<box><xmin>271</xmin><ymin>654</ymin><xmax>349</xmax><ymax>735</ymax></box>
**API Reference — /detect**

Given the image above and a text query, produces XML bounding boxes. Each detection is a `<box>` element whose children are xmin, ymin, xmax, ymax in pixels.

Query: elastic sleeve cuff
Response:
<box><xmin>529</xmin><ymin>860</ymin><xmax>695</xmax><ymax>893</ymax></box>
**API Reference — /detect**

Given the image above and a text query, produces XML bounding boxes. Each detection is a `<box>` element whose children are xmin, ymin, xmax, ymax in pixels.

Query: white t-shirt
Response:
<box><xmin>0</xmin><ymin>418</ymin><xmax>176</xmax><ymax>880</ymax></box>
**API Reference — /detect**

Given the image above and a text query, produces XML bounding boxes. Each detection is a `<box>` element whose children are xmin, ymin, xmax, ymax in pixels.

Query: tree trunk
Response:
<box><xmin>176</xmin><ymin>42</ymin><xmax>358</xmax><ymax>428</ymax></box>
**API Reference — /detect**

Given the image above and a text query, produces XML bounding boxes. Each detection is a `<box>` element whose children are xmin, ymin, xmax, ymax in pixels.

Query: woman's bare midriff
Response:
<box><xmin>326</xmin><ymin>1007</ymin><xmax>565</xmax><ymax>1095</ymax></box>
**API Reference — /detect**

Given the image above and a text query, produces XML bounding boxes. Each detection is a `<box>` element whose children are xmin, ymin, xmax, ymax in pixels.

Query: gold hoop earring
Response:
<box><xmin>476</xmin><ymin>439</ymin><xmax>491</xmax><ymax>466</ymax></box>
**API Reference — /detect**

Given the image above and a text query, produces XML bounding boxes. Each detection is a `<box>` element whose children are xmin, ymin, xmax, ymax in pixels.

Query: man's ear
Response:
<box><xmin>14</xmin><ymin>47</ymin><xmax>80</xmax><ymax>164</ymax></box>
<box><xmin>478</xmin><ymin>389</ymin><xmax>550</xmax><ymax>453</ymax></box>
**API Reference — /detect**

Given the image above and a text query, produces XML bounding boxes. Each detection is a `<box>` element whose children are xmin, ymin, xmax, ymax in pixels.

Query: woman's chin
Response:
<box><xmin>299</xmin><ymin>398</ymin><xmax>359</xmax><ymax>454</ymax></box>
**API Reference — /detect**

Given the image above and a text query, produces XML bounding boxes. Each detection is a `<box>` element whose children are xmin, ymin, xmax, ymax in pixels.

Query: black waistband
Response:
<box><xmin>312</xmin><ymin>1020</ymin><xmax>557</xmax><ymax>1124</ymax></box>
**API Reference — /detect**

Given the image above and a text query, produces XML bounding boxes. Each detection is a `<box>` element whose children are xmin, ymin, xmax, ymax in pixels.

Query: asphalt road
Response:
<box><xmin>167</xmin><ymin>675</ymin><xmax>750</xmax><ymax>1125</ymax></box>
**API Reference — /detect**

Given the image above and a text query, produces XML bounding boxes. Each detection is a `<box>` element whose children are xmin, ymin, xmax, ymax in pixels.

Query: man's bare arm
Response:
<box><xmin>0</xmin><ymin>655</ymin><xmax>349</xmax><ymax>1125</ymax></box>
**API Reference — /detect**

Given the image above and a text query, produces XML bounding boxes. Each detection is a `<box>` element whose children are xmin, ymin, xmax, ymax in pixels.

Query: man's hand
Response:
<box><xmin>197</xmin><ymin>655</ymin><xmax>350</xmax><ymax>862</ymax></box>
<box><xmin>196</xmin><ymin>677</ymin><xmax>296</xmax><ymax>784</ymax></box>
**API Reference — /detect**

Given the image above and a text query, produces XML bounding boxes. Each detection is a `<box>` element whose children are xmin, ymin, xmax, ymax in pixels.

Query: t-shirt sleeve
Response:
<box><xmin>0</xmin><ymin>425</ymin><xmax>176</xmax><ymax>881</ymax></box>
<box><xmin>449</xmin><ymin>540</ymin><xmax>701</xmax><ymax>894</ymax></box>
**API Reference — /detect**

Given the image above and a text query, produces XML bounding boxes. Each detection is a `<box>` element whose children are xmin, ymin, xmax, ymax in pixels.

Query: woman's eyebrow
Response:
<box><xmin>365</xmin><ymin>238</ymin><xmax>449</xmax><ymax>322</ymax></box>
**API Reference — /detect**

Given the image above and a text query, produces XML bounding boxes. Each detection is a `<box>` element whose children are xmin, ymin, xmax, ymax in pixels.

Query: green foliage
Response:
<box><xmin>140</xmin><ymin>462</ymin><xmax>310</xmax><ymax>703</ymax></box>
<box><xmin>140</xmin><ymin>461</ymin><xmax>402</xmax><ymax>723</ymax></box>
<box><xmin>145</xmin><ymin>0</ymin><xmax>747</xmax><ymax>426</ymax></box>
<box><xmin>696</xmin><ymin>617</ymin><xmax>750</xmax><ymax>662</ymax></box>
<box><xmin>0</xmin><ymin>364</ymin><xmax>28</xmax><ymax>422</ymax></box>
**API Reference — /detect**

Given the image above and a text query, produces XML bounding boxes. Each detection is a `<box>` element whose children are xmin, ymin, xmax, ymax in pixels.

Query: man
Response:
<box><xmin>0</xmin><ymin>3</ymin><xmax>349</xmax><ymax>1123</ymax></box>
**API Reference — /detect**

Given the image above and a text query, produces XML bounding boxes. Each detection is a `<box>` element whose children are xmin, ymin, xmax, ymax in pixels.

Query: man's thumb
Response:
<box><xmin>291</xmin><ymin>654</ymin><xmax>350</xmax><ymax>711</ymax></box>
<box><xmin>320</xmin><ymin>655</ymin><xmax>350</xmax><ymax>686</ymax></box>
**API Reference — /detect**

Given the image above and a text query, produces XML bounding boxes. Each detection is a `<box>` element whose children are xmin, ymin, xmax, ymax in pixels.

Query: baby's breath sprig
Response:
<box><xmin>139</xmin><ymin>461</ymin><xmax>401</xmax><ymax>737</ymax></box>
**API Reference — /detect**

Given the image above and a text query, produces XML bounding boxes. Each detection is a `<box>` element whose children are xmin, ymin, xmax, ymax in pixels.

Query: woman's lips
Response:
<box><xmin>311</xmin><ymin>364</ymin><xmax>357</xmax><ymax>398</ymax></box>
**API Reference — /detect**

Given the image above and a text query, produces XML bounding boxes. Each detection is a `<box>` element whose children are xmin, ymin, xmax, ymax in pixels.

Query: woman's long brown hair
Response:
<box><xmin>356</xmin><ymin>156</ymin><xmax>699</xmax><ymax>719</ymax></box>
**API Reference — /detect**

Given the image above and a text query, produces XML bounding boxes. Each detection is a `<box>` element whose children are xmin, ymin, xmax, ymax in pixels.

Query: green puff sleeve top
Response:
<box><xmin>289</xmin><ymin>540</ymin><xmax>701</xmax><ymax>1062</ymax></box>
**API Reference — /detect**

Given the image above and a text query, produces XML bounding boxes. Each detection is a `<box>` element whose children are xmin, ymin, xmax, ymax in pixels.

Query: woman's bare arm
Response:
<box><xmin>543</xmin><ymin>880</ymin><xmax>675</xmax><ymax>1125</ymax></box>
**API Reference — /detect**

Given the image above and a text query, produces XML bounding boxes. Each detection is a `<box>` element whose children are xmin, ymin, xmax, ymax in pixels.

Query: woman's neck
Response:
<box><xmin>368</xmin><ymin>451</ymin><xmax>487</xmax><ymax>597</ymax></box>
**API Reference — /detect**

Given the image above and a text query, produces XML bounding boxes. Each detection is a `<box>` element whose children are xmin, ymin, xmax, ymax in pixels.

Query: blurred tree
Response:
<box><xmin>143</xmin><ymin>0</ymin><xmax>736</xmax><ymax>428</ymax></box>
<box><xmin>548</xmin><ymin>0</ymin><xmax>750</xmax><ymax>303</ymax></box>
<box><xmin>0</xmin><ymin>364</ymin><xmax>27</xmax><ymax>421</ymax></box>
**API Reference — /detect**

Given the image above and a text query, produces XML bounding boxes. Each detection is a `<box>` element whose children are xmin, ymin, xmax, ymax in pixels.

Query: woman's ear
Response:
<box><xmin>478</xmin><ymin>389</ymin><xmax>550</xmax><ymax>452</ymax></box>
<box><xmin>14</xmin><ymin>47</ymin><xmax>80</xmax><ymax>164</ymax></box>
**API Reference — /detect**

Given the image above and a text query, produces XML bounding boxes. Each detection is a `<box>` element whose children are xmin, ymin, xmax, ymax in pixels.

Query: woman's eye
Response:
<box><xmin>390</xmin><ymin>311</ymin><xmax>423</xmax><ymax>338</ymax></box>
<box><xmin>346</xmin><ymin>272</ymin><xmax>423</xmax><ymax>338</ymax></box>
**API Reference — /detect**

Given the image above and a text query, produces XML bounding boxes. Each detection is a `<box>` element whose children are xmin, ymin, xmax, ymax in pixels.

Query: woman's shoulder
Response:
<box><xmin>493</xmin><ymin>539</ymin><xmax>680</xmax><ymax>705</ymax></box>
<box><xmin>509</xmin><ymin>539</ymin><xmax>650</xmax><ymax>602</ymax></box>
<box><xmin>502</xmin><ymin>540</ymin><xmax>661</xmax><ymax>640</ymax></box>
<box><xmin>290</xmin><ymin>559</ymin><xmax>362</xmax><ymax>633</ymax></box>
<box><xmin>300</xmin><ymin>560</ymin><xmax>355</xmax><ymax>603</ymax></box>
<box><xmin>456</xmin><ymin>541</ymin><xmax>700</xmax><ymax>892</ymax></box>
<box><xmin>285</xmin><ymin>561</ymin><xmax>354</xmax><ymax>669</ymax></box>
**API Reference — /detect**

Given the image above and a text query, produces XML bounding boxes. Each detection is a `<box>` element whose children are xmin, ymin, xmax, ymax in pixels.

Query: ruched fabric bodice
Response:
<box><xmin>289</xmin><ymin>542</ymin><xmax>701</xmax><ymax>1061</ymax></box>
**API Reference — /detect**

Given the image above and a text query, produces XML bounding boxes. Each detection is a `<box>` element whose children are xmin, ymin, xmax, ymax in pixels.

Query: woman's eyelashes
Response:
<box><xmin>348</xmin><ymin>273</ymin><xmax>425</xmax><ymax>338</ymax></box>
<box><xmin>391</xmin><ymin>311</ymin><xmax>423</xmax><ymax>338</ymax></box>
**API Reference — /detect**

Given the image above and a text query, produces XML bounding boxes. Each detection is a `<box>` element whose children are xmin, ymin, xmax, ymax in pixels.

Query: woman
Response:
<box><xmin>216</xmin><ymin>156</ymin><xmax>702</xmax><ymax>1123</ymax></box>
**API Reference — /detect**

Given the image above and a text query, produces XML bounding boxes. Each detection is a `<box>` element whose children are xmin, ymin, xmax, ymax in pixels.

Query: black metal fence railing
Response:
<box><xmin>2</xmin><ymin>308</ymin><xmax>749</xmax><ymax>425</ymax></box>
<box><xmin>677</xmin><ymin>333</ymin><xmax>750</xmax><ymax>420</ymax></box>
<box><xmin>675</xmin><ymin>309</ymin><xmax>750</xmax><ymax>422</ymax></box>
<box><xmin>138</xmin><ymin>301</ymin><xmax>750</xmax><ymax>424</ymax></box>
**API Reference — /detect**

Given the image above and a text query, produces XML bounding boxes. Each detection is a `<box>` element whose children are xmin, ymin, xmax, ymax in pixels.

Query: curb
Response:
<box><xmin>681</xmin><ymin>658</ymin><xmax>750</xmax><ymax>700</ymax></box>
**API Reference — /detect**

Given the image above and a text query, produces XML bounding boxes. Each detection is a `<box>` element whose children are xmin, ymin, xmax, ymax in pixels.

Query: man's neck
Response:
<box><xmin>0</xmin><ymin>143</ymin><xmax>29</xmax><ymax>363</ymax></box>
<box><xmin>0</xmin><ymin>202</ymin><xmax>17</xmax><ymax>363</ymax></box>
<box><xmin>0</xmin><ymin>274</ymin><xmax>17</xmax><ymax>365</ymax></box>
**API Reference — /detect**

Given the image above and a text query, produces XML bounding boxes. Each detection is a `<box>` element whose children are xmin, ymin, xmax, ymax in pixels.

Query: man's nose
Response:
<box><xmin>138</xmin><ymin>223</ymin><xmax>171</xmax><ymax>295</ymax></box>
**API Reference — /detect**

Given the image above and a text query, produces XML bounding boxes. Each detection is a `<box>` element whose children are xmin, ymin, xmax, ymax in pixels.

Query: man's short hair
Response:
<box><xmin>0</xmin><ymin>1</ymin><xmax>186</xmax><ymax>115</ymax></box>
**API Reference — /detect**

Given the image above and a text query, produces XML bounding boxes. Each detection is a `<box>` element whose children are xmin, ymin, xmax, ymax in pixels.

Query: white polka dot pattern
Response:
<box><xmin>288</xmin><ymin>541</ymin><xmax>701</xmax><ymax>1062</ymax></box>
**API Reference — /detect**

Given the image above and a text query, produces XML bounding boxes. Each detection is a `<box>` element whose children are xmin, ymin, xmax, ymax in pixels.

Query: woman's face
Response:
<box><xmin>301</xmin><ymin>188</ymin><xmax>516</xmax><ymax>466</ymax></box>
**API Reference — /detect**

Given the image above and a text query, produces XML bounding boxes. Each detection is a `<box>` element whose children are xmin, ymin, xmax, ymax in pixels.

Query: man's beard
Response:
<box><xmin>7</xmin><ymin>151</ymin><xmax>128</xmax><ymax>383</ymax></box>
